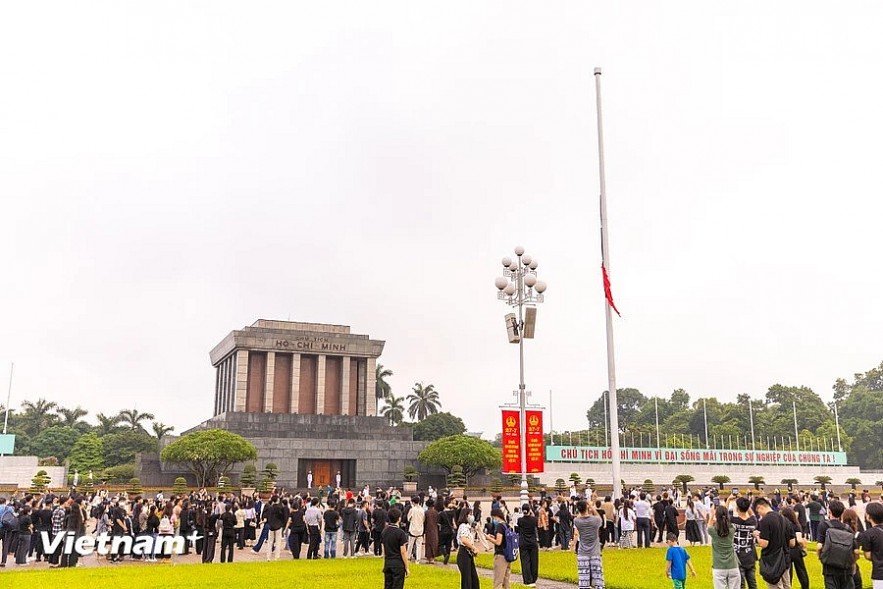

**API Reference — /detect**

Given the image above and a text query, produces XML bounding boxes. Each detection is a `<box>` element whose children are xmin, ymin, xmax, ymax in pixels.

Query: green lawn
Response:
<box><xmin>0</xmin><ymin>558</ymin><xmax>514</xmax><ymax>589</ymax></box>
<box><xmin>475</xmin><ymin>546</ymin><xmax>874</xmax><ymax>589</ymax></box>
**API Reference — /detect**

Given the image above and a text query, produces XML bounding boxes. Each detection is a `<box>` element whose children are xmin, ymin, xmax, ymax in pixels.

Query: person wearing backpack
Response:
<box><xmin>752</xmin><ymin>497</ymin><xmax>795</xmax><ymax>589</ymax></box>
<box><xmin>816</xmin><ymin>500</ymin><xmax>859</xmax><ymax>589</ymax></box>
<box><xmin>0</xmin><ymin>498</ymin><xmax>20</xmax><ymax>568</ymax></box>
<box><xmin>487</xmin><ymin>508</ymin><xmax>514</xmax><ymax>589</ymax></box>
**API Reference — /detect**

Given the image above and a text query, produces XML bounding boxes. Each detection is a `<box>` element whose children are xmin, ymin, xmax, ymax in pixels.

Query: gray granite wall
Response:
<box><xmin>139</xmin><ymin>413</ymin><xmax>429</xmax><ymax>489</ymax></box>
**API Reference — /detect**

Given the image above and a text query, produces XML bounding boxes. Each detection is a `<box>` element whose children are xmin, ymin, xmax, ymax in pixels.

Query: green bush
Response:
<box><xmin>447</xmin><ymin>465</ymin><xmax>466</xmax><ymax>488</ymax></box>
<box><xmin>173</xmin><ymin>476</ymin><xmax>188</xmax><ymax>495</ymax></box>
<box><xmin>240</xmin><ymin>463</ymin><xmax>258</xmax><ymax>487</ymax></box>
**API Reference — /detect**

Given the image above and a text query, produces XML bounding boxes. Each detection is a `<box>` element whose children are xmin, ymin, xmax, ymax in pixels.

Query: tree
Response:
<box><xmin>30</xmin><ymin>426</ymin><xmax>81</xmax><ymax>461</ymax></box>
<box><xmin>781</xmin><ymin>478</ymin><xmax>798</xmax><ymax>492</ymax></box>
<box><xmin>95</xmin><ymin>413</ymin><xmax>123</xmax><ymax>436</ymax></box>
<box><xmin>447</xmin><ymin>465</ymin><xmax>466</xmax><ymax>488</ymax></box>
<box><xmin>875</xmin><ymin>480</ymin><xmax>883</xmax><ymax>491</ymax></box>
<box><xmin>403</xmin><ymin>465</ymin><xmax>418</xmax><ymax>482</ymax></box>
<box><xmin>711</xmin><ymin>475</ymin><xmax>731</xmax><ymax>491</ymax></box>
<box><xmin>673</xmin><ymin>474</ymin><xmax>695</xmax><ymax>495</ymax></box>
<box><xmin>102</xmin><ymin>430</ymin><xmax>156</xmax><ymax>467</ymax></box>
<box><xmin>151</xmin><ymin>422</ymin><xmax>175</xmax><ymax>441</ymax></box>
<box><xmin>643</xmin><ymin>479</ymin><xmax>655</xmax><ymax>493</ymax></box>
<box><xmin>100</xmin><ymin>464</ymin><xmax>135</xmax><ymax>484</ymax></box>
<box><xmin>407</xmin><ymin>382</ymin><xmax>441</xmax><ymax>421</ymax></box>
<box><xmin>263</xmin><ymin>463</ymin><xmax>279</xmax><ymax>482</ymax></box>
<box><xmin>117</xmin><ymin>408</ymin><xmax>156</xmax><ymax>433</ymax></box>
<box><xmin>173</xmin><ymin>476</ymin><xmax>188</xmax><ymax>495</ymax></box>
<box><xmin>375</xmin><ymin>364</ymin><xmax>393</xmax><ymax>399</ymax></box>
<box><xmin>30</xmin><ymin>469</ymin><xmax>51</xmax><ymax>493</ymax></box>
<box><xmin>160</xmin><ymin>429</ymin><xmax>257</xmax><ymax>487</ymax></box>
<box><xmin>240</xmin><ymin>463</ymin><xmax>258</xmax><ymax>488</ymax></box>
<box><xmin>68</xmin><ymin>432</ymin><xmax>105</xmax><ymax>474</ymax></box>
<box><xmin>748</xmin><ymin>476</ymin><xmax>765</xmax><ymax>490</ymax></box>
<box><xmin>18</xmin><ymin>398</ymin><xmax>58</xmax><ymax>437</ymax></box>
<box><xmin>845</xmin><ymin>477</ymin><xmax>862</xmax><ymax>490</ymax></box>
<box><xmin>412</xmin><ymin>412</ymin><xmax>466</xmax><ymax>441</ymax></box>
<box><xmin>58</xmin><ymin>406</ymin><xmax>90</xmax><ymax>432</ymax></box>
<box><xmin>128</xmin><ymin>478</ymin><xmax>143</xmax><ymax>494</ymax></box>
<box><xmin>814</xmin><ymin>475</ymin><xmax>832</xmax><ymax>490</ymax></box>
<box><xmin>569</xmin><ymin>472</ymin><xmax>582</xmax><ymax>486</ymax></box>
<box><xmin>555</xmin><ymin>478</ymin><xmax>567</xmax><ymax>493</ymax></box>
<box><xmin>418</xmin><ymin>435</ymin><xmax>501</xmax><ymax>481</ymax></box>
<box><xmin>380</xmin><ymin>395</ymin><xmax>405</xmax><ymax>426</ymax></box>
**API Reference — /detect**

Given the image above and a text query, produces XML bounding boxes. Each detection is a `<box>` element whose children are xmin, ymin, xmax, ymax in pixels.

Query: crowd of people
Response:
<box><xmin>0</xmin><ymin>483</ymin><xmax>880</xmax><ymax>589</ymax></box>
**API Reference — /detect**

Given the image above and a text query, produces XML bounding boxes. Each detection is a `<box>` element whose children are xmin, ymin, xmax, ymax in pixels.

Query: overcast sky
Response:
<box><xmin>2</xmin><ymin>2</ymin><xmax>882</xmax><ymax>440</ymax></box>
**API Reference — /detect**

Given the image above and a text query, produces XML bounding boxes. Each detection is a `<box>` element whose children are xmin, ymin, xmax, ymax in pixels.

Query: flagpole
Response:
<box><xmin>749</xmin><ymin>398</ymin><xmax>756</xmax><ymax>458</ymax></box>
<box><xmin>833</xmin><ymin>400</ymin><xmax>842</xmax><ymax>452</ymax></box>
<box><xmin>594</xmin><ymin>67</ymin><xmax>622</xmax><ymax>501</ymax></box>
<box><xmin>793</xmin><ymin>400</ymin><xmax>800</xmax><ymax>464</ymax></box>
<box><xmin>703</xmin><ymin>399</ymin><xmax>709</xmax><ymax>448</ymax></box>
<box><xmin>655</xmin><ymin>398</ymin><xmax>661</xmax><ymax>450</ymax></box>
<box><xmin>3</xmin><ymin>363</ymin><xmax>13</xmax><ymax>436</ymax></box>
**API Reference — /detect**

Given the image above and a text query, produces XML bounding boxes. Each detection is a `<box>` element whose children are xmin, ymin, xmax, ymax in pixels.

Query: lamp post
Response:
<box><xmin>495</xmin><ymin>246</ymin><xmax>547</xmax><ymax>505</ymax></box>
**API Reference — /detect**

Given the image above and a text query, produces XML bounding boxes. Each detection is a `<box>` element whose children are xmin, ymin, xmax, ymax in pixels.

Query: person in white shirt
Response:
<box><xmin>406</xmin><ymin>496</ymin><xmax>426</xmax><ymax>562</ymax></box>
<box><xmin>693</xmin><ymin>494</ymin><xmax>709</xmax><ymax>544</ymax></box>
<box><xmin>634</xmin><ymin>492</ymin><xmax>653</xmax><ymax>548</ymax></box>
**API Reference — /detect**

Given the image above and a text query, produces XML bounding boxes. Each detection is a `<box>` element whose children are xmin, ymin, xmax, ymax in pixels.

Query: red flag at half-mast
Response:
<box><xmin>602</xmin><ymin>263</ymin><xmax>621</xmax><ymax>317</ymax></box>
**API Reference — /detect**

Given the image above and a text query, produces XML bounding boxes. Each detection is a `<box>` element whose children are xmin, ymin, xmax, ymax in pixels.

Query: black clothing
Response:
<box><xmin>757</xmin><ymin>511</ymin><xmax>794</xmax><ymax>584</ymax></box>
<box><xmin>264</xmin><ymin>504</ymin><xmax>286</xmax><ymax>531</ymax></box>
<box><xmin>307</xmin><ymin>525</ymin><xmax>321</xmax><ymax>559</ymax></box>
<box><xmin>457</xmin><ymin>546</ymin><xmax>480</xmax><ymax>589</ymax></box>
<box><xmin>382</xmin><ymin>526</ymin><xmax>408</xmax><ymax>589</ymax></box>
<box><xmin>787</xmin><ymin>520</ymin><xmax>809</xmax><ymax>589</ymax></box>
<box><xmin>859</xmin><ymin>524</ymin><xmax>883</xmax><ymax>581</ymax></box>
<box><xmin>323</xmin><ymin>509</ymin><xmax>340</xmax><ymax>532</ymax></box>
<box><xmin>493</xmin><ymin>522</ymin><xmax>507</xmax><ymax>556</ymax></box>
<box><xmin>341</xmin><ymin>507</ymin><xmax>358</xmax><ymax>533</ymax></box>
<box><xmin>516</xmin><ymin>514</ymin><xmax>538</xmax><ymax>548</ymax></box>
<box><xmin>520</xmin><ymin>544</ymin><xmax>539</xmax><ymax>585</ymax></box>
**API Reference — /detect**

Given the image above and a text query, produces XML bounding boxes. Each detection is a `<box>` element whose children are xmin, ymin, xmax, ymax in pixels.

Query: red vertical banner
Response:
<box><xmin>501</xmin><ymin>410</ymin><xmax>521</xmax><ymax>473</ymax></box>
<box><xmin>525</xmin><ymin>410</ymin><xmax>545</xmax><ymax>473</ymax></box>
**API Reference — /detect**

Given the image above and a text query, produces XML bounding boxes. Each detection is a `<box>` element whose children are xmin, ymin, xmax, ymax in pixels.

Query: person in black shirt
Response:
<box><xmin>323</xmin><ymin>507</ymin><xmax>341</xmax><ymax>559</ymax></box>
<box><xmin>754</xmin><ymin>497</ymin><xmax>795</xmax><ymax>589</ymax></box>
<box><xmin>438</xmin><ymin>501</ymin><xmax>455</xmax><ymax>565</ymax></box>
<box><xmin>816</xmin><ymin>500</ymin><xmax>858</xmax><ymax>589</ymax></box>
<box><xmin>653</xmin><ymin>496</ymin><xmax>667</xmax><ymax>544</ymax></box>
<box><xmin>556</xmin><ymin>500</ymin><xmax>573</xmax><ymax>551</ymax></box>
<box><xmin>487</xmin><ymin>508</ymin><xmax>511</xmax><ymax>589</ymax></box>
<box><xmin>732</xmin><ymin>496</ymin><xmax>759</xmax><ymax>589</ymax></box>
<box><xmin>373</xmin><ymin>503</ymin><xmax>388</xmax><ymax>556</ymax></box>
<box><xmin>859</xmin><ymin>502</ymin><xmax>883</xmax><ymax>587</ymax></box>
<box><xmin>664</xmin><ymin>499</ymin><xmax>680</xmax><ymax>540</ymax></box>
<box><xmin>287</xmin><ymin>500</ymin><xmax>307</xmax><ymax>559</ymax></box>
<box><xmin>517</xmin><ymin>503</ymin><xmax>539</xmax><ymax>586</ymax></box>
<box><xmin>219</xmin><ymin>504</ymin><xmax>237</xmax><ymax>563</ymax></box>
<box><xmin>341</xmin><ymin>499</ymin><xmax>358</xmax><ymax>558</ymax></box>
<box><xmin>381</xmin><ymin>508</ymin><xmax>409</xmax><ymax>589</ymax></box>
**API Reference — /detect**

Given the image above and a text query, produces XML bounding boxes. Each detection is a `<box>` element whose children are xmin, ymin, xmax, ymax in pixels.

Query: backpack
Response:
<box><xmin>502</xmin><ymin>523</ymin><xmax>520</xmax><ymax>562</ymax></box>
<box><xmin>819</xmin><ymin>525</ymin><xmax>855</xmax><ymax>570</ymax></box>
<box><xmin>0</xmin><ymin>507</ymin><xmax>18</xmax><ymax>531</ymax></box>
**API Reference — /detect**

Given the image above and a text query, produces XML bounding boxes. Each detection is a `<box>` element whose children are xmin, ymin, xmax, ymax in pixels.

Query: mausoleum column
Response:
<box><xmin>316</xmin><ymin>355</ymin><xmax>326</xmax><ymax>414</ymax></box>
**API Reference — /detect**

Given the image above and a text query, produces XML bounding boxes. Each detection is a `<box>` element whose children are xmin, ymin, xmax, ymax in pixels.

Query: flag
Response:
<box><xmin>602</xmin><ymin>263</ymin><xmax>621</xmax><ymax>317</ymax></box>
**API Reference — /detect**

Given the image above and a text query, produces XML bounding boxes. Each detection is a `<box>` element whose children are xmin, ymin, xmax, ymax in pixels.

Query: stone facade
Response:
<box><xmin>139</xmin><ymin>412</ymin><xmax>428</xmax><ymax>490</ymax></box>
<box><xmin>210</xmin><ymin>320</ymin><xmax>384</xmax><ymax>418</ymax></box>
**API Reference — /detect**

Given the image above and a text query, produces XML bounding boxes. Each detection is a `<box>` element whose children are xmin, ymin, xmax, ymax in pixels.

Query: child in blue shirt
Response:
<box><xmin>665</xmin><ymin>532</ymin><xmax>697</xmax><ymax>589</ymax></box>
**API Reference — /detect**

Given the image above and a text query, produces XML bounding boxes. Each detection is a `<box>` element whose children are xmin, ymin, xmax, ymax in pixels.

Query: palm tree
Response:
<box><xmin>673</xmin><ymin>474</ymin><xmax>695</xmax><ymax>495</ymax></box>
<box><xmin>876</xmin><ymin>480</ymin><xmax>883</xmax><ymax>491</ymax></box>
<box><xmin>59</xmin><ymin>406</ymin><xmax>90</xmax><ymax>432</ymax></box>
<box><xmin>94</xmin><ymin>413</ymin><xmax>122</xmax><ymax>436</ymax></box>
<box><xmin>814</xmin><ymin>475</ymin><xmax>832</xmax><ymax>490</ymax></box>
<box><xmin>407</xmin><ymin>382</ymin><xmax>441</xmax><ymax>421</ymax></box>
<box><xmin>711</xmin><ymin>475</ymin><xmax>731</xmax><ymax>491</ymax></box>
<box><xmin>781</xmin><ymin>478</ymin><xmax>799</xmax><ymax>492</ymax></box>
<box><xmin>19</xmin><ymin>398</ymin><xmax>58</xmax><ymax>437</ymax></box>
<box><xmin>845</xmin><ymin>477</ymin><xmax>862</xmax><ymax>491</ymax></box>
<box><xmin>748</xmin><ymin>476</ymin><xmax>766</xmax><ymax>490</ymax></box>
<box><xmin>151</xmin><ymin>422</ymin><xmax>174</xmax><ymax>440</ymax></box>
<box><xmin>380</xmin><ymin>395</ymin><xmax>405</xmax><ymax>426</ymax></box>
<box><xmin>117</xmin><ymin>408</ymin><xmax>155</xmax><ymax>432</ymax></box>
<box><xmin>375</xmin><ymin>364</ymin><xmax>393</xmax><ymax>399</ymax></box>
